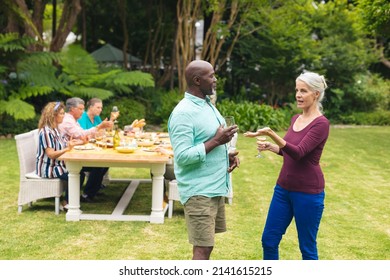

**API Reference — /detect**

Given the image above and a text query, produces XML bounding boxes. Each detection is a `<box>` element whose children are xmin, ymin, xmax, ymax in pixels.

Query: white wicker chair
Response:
<box><xmin>167</xmin><ymin>177</ymin><xmax>233</xmax><ymax>218</ymax></box>
<box><xmin>15</xmin><ymin>129</ymin><xmax>65</xmax><ymax>215</ymax></box>
<box><xmin>168</xmin><ymin>180</ymin><xmax>180</xmax><ymax>218</ymax></box>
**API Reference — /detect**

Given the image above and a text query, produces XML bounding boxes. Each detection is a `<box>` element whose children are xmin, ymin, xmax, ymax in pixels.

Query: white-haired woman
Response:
<box><xmin>244</xmin><ymin>71</ymin><xmax>330</xmax><ymax>260</ymax></box>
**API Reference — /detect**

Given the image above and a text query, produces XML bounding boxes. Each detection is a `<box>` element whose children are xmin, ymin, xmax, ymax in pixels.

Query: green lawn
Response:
<box><xmin>0</xmin><ymin>126</ymin><xmax>389</xmax><ymax>260</ymax></box>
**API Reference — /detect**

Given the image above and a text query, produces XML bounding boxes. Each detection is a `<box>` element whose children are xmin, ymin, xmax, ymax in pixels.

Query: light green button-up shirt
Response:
<box><xmin>168</xmin><ymin>92</ymin><xmax>230</xmax><ymax>204</ymax></box>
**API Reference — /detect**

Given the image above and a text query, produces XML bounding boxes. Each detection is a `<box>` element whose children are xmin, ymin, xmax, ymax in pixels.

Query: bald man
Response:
<box><xmin>168</xmin><ymin>60</ymin><xmax>240</xmax><ymax>260</ymax></box>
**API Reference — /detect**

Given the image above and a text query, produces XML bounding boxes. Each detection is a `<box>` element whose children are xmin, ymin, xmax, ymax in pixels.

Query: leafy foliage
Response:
<box><xmin>0</xmin><ymin>99</ymin><xmax>35</xmax><ymax>120</ymax></box>
<box><xmin>0</xmin><ymin>37</ymin><xmax>155</xmax><ymax>125</ymax></box>
<box><xmin>101</xmin><ymin>97</ymin><xmax>146</xmax><ymax>128</ymax></box>
<box><xmin>0</xmin><ymin>33</ymin><xmax>35</xmax><ymax>52</ymax></box>
<box><xmin>358</xmin><ymin>0</ymin><xmax>390</xmax><ymax>37</ymax></box>
<box><xmin>339</xmin><ymin>110</ymin><xmax>390</xmax><ymax>125</ymax></box>
<box><xmin>153</xmin><ymin>88</ymin><xmax>183</xmax><ymax>130</ymax></box>
<box><xmin>217</xmin><ymin>99</ymin><xmax>292</xmax><ymax>132</ymax></box>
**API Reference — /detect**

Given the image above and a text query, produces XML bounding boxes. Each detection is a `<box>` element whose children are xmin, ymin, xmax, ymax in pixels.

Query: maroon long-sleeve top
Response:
<box><xmin>277</xmin><ymin>114</ymin><xmax>330</xmax><ymax>194</ymax></box>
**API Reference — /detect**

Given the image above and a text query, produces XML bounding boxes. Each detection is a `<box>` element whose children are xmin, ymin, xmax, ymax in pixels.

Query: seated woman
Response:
<box><xmin>35</xmin><ymin>101</ymin><xmax>79</xmax><ymax>210</ymax></box>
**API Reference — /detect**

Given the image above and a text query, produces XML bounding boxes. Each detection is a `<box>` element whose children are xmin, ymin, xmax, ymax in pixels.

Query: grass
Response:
<box><xmin>0</xmin><ymin>126</ymin><xmax>389</xmax><ymax>260</ymax></box>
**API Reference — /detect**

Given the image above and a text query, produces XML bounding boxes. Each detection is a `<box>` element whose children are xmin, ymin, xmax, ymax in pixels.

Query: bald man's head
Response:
<box><xmin>185</xmin><ymin>60</ymin><xmax>213</xmax><ymax>87</ymax></box>
<box><xmin>184</xmin><ymin>60</ymin><xmax>216</xmax><ymax>99</ymax></box>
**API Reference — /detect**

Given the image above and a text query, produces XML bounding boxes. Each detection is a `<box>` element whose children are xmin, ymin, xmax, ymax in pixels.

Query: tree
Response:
<box><xmin>173</xmin><ymin>0</ymin><xmax>264</xmax><ymax>92</ymax></box>
<box><xmin>223</xmin><ymin>0</ymin><xmax>319</xmax><ymax>105</ymax></box>
<box><xmin>221</xmin><ymin>0</ymin><xmax>379</xmax><ymax>115</ymax></box>
<box><xmin>357</xmin><ymin>0</ymin><xmax>390</xmax><ymax>71</ymax></box>
<box><xmin>174</xmin><ymin>0</ymin><xmax>202</xmax><ymax>91</ymax></box>
<box><xmin>0</xmin><ymin>35</ymin><xmax>154</xmax><ymax>120</ymax></box>
<box><xmin>2</xmin><ymin>0</ymin><xmax>82</xmax><ymax>52</ymax></box>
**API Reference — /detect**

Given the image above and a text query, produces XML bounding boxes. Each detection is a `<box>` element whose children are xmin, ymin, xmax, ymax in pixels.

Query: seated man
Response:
<box><xmin>59</xmin><ymin>97</ymin><xmax>113</xmax><ymax>202</ymax></box>
<box><xmin>77</xmin><ymin>97</ymin><xmax>112</xmax><ymax>189</ymax></box>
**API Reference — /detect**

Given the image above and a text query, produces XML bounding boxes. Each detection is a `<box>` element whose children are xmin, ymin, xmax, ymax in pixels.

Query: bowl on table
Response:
<box><xmin>116</xmin><ymin>146</ymin><xmax>137</xmax><ymax>153</ymax></box>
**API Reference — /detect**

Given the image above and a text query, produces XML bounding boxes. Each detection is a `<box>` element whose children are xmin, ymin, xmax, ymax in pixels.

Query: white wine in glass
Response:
<box><xmin>224</xmin><ymin>116</ymin><xmax>235</xmax><ymax>150</ymax></box>
<box><xmin>256</xmin><ymin>136</ymin><xmax>267</xmax><ymax>158</ymax></box>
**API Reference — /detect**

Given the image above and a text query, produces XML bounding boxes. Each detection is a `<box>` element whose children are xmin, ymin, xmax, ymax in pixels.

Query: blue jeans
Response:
<box><xmin>261</xmin><ymin>184</ymin><xmax>325</xmax><ymax>260</ymax></box>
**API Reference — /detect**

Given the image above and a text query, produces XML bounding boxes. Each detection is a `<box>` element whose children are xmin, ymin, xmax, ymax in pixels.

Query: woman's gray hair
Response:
<box><xmin>296</xmin><ymin>71</ymin><xmax>327</xmax><ymax>112</ymax></box>
<box><xmin>65</xmin><ymin>97</ymin><xmax>85</xmax><ymax>112</ymax></box>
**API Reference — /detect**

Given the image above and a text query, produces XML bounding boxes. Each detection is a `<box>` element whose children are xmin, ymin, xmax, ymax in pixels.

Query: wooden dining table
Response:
<box><xmin>58</xmin><ymin>139</ymin><xmax>172</xmax><ymax>223</ymax></box>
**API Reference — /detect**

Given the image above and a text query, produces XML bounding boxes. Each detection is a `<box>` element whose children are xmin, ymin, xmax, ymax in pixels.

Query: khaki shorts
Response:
<box><xmin>184</xmin><ymin>195</ymin><xmax>226</xmax><ymax>247</ymax></box>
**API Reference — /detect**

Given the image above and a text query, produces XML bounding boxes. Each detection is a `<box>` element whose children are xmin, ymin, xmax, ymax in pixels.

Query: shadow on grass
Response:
<box><xmin>26</xmin><ymin>181</ymin><xmax>185</xmax><ymax>218</ymax></box>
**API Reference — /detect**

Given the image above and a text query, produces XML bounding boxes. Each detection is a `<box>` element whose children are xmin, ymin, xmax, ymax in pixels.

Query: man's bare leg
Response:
<box><xmin>193</xmin><ymin>246</ymin><xmax>213</xmax><ymax>260</ymax></box>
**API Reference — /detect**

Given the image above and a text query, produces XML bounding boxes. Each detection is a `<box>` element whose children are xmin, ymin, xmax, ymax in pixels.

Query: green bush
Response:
<box><xmin>153</xmin><ymin>88</ymin><xmax>183</xmax><ymax>131</ymax></box>
<box><xmin>342</xmin><ymin>73</ymin><xmax>390</xmax><ymax>112</ymax></box>
<box><xmin>216</xmin><ymin>99</ymin><xmax>292</xmax><ymax>132</ymax></box>
<box><xmin>0</xmin><ymin>114</ymin><xmax>39</xmax><ymax>136</ymax></box>
<box><xmin>102</xmin><ymin>98</ymin><xmax>146</xmax><ymax>128</ymax></box>
<box><xmin>339</xmin><ymin>110</ymin><xmax>390</xmax><ymax>125</ymax></box>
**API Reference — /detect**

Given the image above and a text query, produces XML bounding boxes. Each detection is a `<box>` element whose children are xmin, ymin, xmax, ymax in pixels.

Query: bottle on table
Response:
<box><xmin>113</xmin><ymin>121</ymin><xmax>121</xmax><ymax>149</ymax></box>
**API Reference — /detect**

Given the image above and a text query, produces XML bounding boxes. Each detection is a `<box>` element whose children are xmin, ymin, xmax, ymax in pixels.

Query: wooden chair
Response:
<box><xmin>15</xmin><ymin>129</ymin><xmax>65</xmax><ymax>215</ymax></box>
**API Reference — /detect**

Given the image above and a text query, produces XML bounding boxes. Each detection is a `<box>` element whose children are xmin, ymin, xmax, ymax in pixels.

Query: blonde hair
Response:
<box><xmin>38</xmin><ymin>102</ymin><xmax>65</xmax><ymax>129</ymax></box>
<box><xmin>296</xmin><ymin>72</ymin><xmax>328</xmax><ymax>112</ymax></box>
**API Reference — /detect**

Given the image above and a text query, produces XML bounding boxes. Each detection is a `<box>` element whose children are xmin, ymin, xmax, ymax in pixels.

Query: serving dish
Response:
<box><xmin>116</xmin><ymin>146</ymin><xmax>137</xmax><ymax>153</ymax></box>
<box><xmin>74</xmin><ymin>144</ymin><xmax>95</xmax><ymax>150</ymax></box>
<box><xmin>137</xmin><ymin>140</ymin><xmax>154</xmax><ymax>147</ymax></box>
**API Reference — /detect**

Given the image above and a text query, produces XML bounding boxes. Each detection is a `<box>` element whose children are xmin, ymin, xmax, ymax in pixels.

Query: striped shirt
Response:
<box><xmin>36</xmin><ymin>126</ymin><xmax>68</xmax><ymax>178</ymax></box>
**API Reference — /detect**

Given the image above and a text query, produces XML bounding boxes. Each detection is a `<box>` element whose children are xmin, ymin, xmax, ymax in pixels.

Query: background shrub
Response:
<box><xmin>152</xmin><ymin>88</ymin><xmax>183</xmax><ymax>130</ymax></box>
<box><xmin>339</xmin><ymin>110</ymin><xmax>390</xmax><ymax>125</ymax></box>
<box><xmin>0</xmin><ymin>114</ymin><xmax>39</xmax><ymax>136</ymax></box>
<box><xmin>102</xmin><ymin>98</ymin><xmax>146</xmax><ymax>128</ymax></box>
<box><xmin>216</xmin><ymin>99</ymin><xmax>293</xmax><ymax>132</ymax></box>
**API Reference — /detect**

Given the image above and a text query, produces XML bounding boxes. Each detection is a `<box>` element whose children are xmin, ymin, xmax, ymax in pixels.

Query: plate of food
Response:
<box><xmin>157</xmin><ymin>133</ymin><xmax>169</xmax><ymax>138</ymax></box>
<box><xmin>142</xmin><ymin>147</ymin><xmax>158</xmax><ymax>152</ymax></box>
<box><xmin>95</xmin><ymin>141</ymin><xmax>113</xmax><ymax>148</ymax></box>
<box><xmin>137</xmin><ymin>140</ymin><xmax>154</xmax><ymax>147</ymax></box>
<box><xmin>74</xmin><ymin>144</ymin><xmax>95</xmax><ymax>150</ymax></box>
<box><xmin>116</xmin><ymin>146</ymin><xmax>137</xmax><ymax>153</ymax></box>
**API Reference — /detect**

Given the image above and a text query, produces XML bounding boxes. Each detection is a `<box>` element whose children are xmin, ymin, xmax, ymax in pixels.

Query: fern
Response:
<box><xmin>63</xmin><ymin>85</ymin><xmax>113</xmax><ymax>100</ymax></box>
<box><xmin>17</xmin><ymin>63</ymin><xmax>63</xmax><ymax>90</ymax></box>
<box><xmin>18</xmin><ymin>51</ymin><xmax>61</xmax><ymax>66</ymax></box>
<box><xmin>12</xmin><ymin>85</ymin><xmax>53</xmax><ymax>99</ymax></box>
<box><xmin>0</xmin><ymin>33</ymin><xmax>35</xmax><ymax>52</ymax></box>
<box><xmin>0</xmin><ymin>33</ymin><xmax>155</xmax><ymax>121</ymax></box>
<box><xmin>113</xmin><ymin>71</ymin><xmax>155</xmax><ymax>87</ymax></box>
<box><xmin>60</xmin><ymin>45</ymin><xmax>99</xmax><ymax>80</ymax></box>
<box><xmin>102</xmin><ymin>71</ymin><xmax>155</xmax><ymax>92</ymax></box>
<box><xmin>0</xmin><ymin>99</ymin><xmax>35</xmax><ymax>120</ymax></box>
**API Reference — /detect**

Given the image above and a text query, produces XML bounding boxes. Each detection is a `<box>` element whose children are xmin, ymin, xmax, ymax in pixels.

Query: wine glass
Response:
<box><xmin>224</xmin><ymin>116</ymin><xmax>236</xmax><ymax>151</ymax></box>
<box><xmin>255</xmin><ymin>136</ymin><xmax>267</xmax><ymax>158</ymax></box>
<box><xmin>224</xmin><ymin>116</ymin><xmax>235</xmax><ymax>128</ymax></box>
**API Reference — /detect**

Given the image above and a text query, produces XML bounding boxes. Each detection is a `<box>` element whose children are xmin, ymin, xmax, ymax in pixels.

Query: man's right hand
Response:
<box><xmin>98</xmin><ymin>118</ymin><xmax>114</xmax><ymax>130</ymax></box>
<box><xmin>215</xmin><ymin>124</ymin><xmax>238</xmax><ymax>145</ymax></box>
<box><xmin>204</xmin><ymin>124</ymin><xmax>238</xmax><ymax>153</ymax></box>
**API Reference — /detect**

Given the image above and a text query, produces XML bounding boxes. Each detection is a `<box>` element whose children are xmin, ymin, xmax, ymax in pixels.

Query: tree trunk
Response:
<box><xmin>174</xmin><ymin>0</ymin><xmax>201</xmax><ymax>92</ymax></box>
<box><xmin>14</xmin><ymin>0</ymin><xmax>41</xmax><ymax>39</ymax></box>
<box><xmin>50</xmin><ymin>0</ymin><xmax>82</xmax><ymax>52</ymax></box>
<box><xmin>80</xmin><ymin>0</ymin><xmax>87</xmax><ymax>49</ymax></box>
<box><xmin>117</xmin><ymin>0</ymin><xmax>129</xmax><ymax>69</ymax></box>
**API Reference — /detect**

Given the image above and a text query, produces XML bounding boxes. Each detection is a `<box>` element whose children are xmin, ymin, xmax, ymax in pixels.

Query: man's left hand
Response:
<box><xmin>228</xmin><ymin>150</ymin><xmax>240</xmax><ymax>173</ymax></box>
